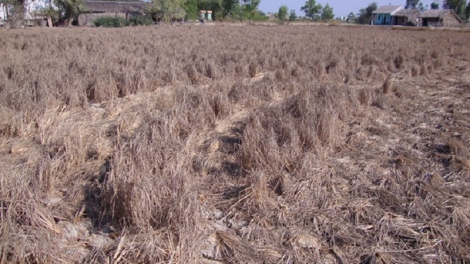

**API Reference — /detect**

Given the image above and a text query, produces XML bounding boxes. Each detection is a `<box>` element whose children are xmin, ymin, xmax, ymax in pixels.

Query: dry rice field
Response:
<box><xmin>0</xmin><ymin>25</ymin><xmax>470</xmax><ymax>263</ymax></box>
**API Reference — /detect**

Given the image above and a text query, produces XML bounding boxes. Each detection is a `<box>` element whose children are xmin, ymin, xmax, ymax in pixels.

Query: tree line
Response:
<box><xmin>0</xmin><ymin>0</ymin><xmax>340</xmax><ymax>26</ymax></box>
<box><xmin>276</xmin><ymin>0</ymin><xmax>334</xmax><ymax>25</ymax></box>
<box><xmin>3</xmin><ymin>0</ymin><xmax>468</xmax><ymax>27</ymax></box>
<box><xmin>0</xmin><ymin>0</ymin><xmax>267</xmax><ymax>25</ymax></box>
<box><xmin>179</xmin><ymin>0</ymin><xmax>264</xmax><ymax>22</ymax></box>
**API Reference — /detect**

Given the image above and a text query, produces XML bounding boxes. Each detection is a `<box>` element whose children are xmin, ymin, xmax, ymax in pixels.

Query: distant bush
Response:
<box><xmin>93</xmin><ymin>16</ymin><xmax>153</xmax><ymax>27</ymax></box>
<box><xmin>129</xmin><ymin>16</ymin><xmax>154</xmax><ymax>26</ymax></box>
<box><xmin>94</xmin><ymin>16</ymin><xmax>130</xmax><ymax>27</ymax></box>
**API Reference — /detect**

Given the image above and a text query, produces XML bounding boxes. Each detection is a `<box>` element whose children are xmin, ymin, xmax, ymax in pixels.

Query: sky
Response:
<box><xmin>259</xmin><ymin>0</ymin><xmax>441</xmax><ymax>17</ymax></box>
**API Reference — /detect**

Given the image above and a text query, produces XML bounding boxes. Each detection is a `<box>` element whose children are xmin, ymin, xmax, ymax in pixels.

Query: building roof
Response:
<box><xmin>419</xmin><ymin>9</ymin><xmax>462</xmax><ymax>22</ymax></box>
<box><xmin>419</xmin><ymin>9</ymin><xmax>450</xmax><ymax>18</ymax></box>
<box><xmin>419</xmin><ymin>9</ymin><xmax>446</xmax><ymax>18</ymax></box>
<box><xmin>82</xmin><ymin>1</ymin><xmax>149</xmax><ymax>14</ymax></box>
<box><xmin>393</xmin><ymin>9</ymin><xmax>420</xmax><ymax>17</ymax></box>
<box><xmin>372</xmin><ymin>6</ymin><xmax>402</xmax><ymax>14</ymax></box>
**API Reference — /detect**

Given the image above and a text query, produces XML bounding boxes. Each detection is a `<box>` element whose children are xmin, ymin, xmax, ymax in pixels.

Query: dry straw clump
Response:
<box><xmin>0</xmin><ymin>25</ymin><xmax>469</xmax><ymax>263</ymax></box>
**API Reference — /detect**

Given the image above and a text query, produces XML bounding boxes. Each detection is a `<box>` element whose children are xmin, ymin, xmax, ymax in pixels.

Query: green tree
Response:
<box><xmin>466</xmin><ymin>2</ymin><xmax>470</xmax><ymax>18</ymax></box>
<box><xmin>182</xmin><ymin>0</ymin><xmax>198</xmax><ymax>20</ymax></box>
<box><xmin>151</xmin><ymin>0</ymin><xmax>186</xmax><ymax>24</ymax></box>
<box><xmin>222</xmin><ymin>0</ymin><xmax>237</xmax><ymax>17</ymax></box>
<box><xmin>444</xmin><ymin>0</ymin><xmax>467</xmax><ymax>19</ymax></box>
<box><xmin>356</xmin><ymin>2</ymin><xmax>377</xmax><ymax>24</ymax></box>
<box><xmin>301</xmin><ymin>0</ymin><xmax>322</xmax><ymax>20</ymax></box>
<box><xmin>243</xmin><ymin>0</ymin><xmax>260</xmax><ymax>22</ymax></box>
<box><xmin>405</xmin><ymin>0</ymin><xmax>420</xmax><ymax>9</ymax></box>
<box><xmin>252</xmin><ymin>10</ymin><xmax>267</xmax><ymax>21</ymax></box>
<box><xmin>277</xmin><ymin>5</ymin><xmax>287</xmax><ymax>24</ymax></box>
<box><xmin>289</xmin><ymin>9</ymin><xmax>297</xmax><ymax>22</ymax></box>
<box><xmin>417</xmin><ymin>2</ymin><xmax>425</xmax><ymax>11</ymax></box>
<box><xmin>231</xmin><ymin>1</ymin><xmax>243</xmax><ymax>22</ymax></box>
<box><xmin>431</xmin><ymin>2</ymin><xmax>439</xmax><ymax>9</ymax></box>
<box><xmin>226</xmin><ymin>0</ymin><xmax>262</xmax><ymax>22</ymax></box>
<box><xmin>56</xmin><ymin>0</ymin><xmax>83</xmax><ymax>25</ymax></box>
<box><xmin>321</xmin><ymin>3</ymin><xmax>334</xmax><ymax>21</ymax></box>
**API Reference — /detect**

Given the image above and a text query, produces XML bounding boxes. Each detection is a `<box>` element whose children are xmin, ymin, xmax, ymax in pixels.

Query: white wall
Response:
<box><xmin>0</xmin><ymin>4</ymin><xmax>7</xmax><ymax>21</ymax></box>
<box><xmin>0</xmin><ymin>0</ymin><xmax>55</xmax><ymax>21</ymax></box>
<box><xmin>24</xmin><ymin>0</ymin><xmax>52</xmax><ymax>19</ymax></box>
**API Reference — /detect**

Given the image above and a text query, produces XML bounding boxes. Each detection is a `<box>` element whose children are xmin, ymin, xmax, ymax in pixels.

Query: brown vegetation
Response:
<box><xmin>0</xmin><ymin>25</ymin><xmax>469</xmax><ymax>263</ymax></box>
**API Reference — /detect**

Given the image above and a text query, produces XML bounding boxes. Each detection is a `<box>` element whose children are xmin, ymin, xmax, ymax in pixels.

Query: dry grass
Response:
<box><xmin>0</xmin><ymin>25</ymin><xmax>469</xmax><ymax>263</ymax></box>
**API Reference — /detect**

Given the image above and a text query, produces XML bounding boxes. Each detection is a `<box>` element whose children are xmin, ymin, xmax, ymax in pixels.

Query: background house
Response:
<box><xmin>393</xmin><ymin>9</ymin><xmax>420</xmax><ymax>26</ymax></box>
<box><xmin>23</xmin><ymin>0</ymin><xmax>51</xmax><ymax>26</ymax></box>
<box><xmin>0</xmin><ymin>0</ymin><xmax>50</xmax><ymax>26</ymax></box>
<box><xmin>419</xmin><ymin>9</ymin><xmax>462</xmax><ymax>27</ymax></box>
<box><xmin>372</xmin><ymin>5</ymin><xmax>402</xmax><ymax>25</ymax></box>
<box><xmin>78</xmin><ymin>0</ymin><xmax>149</xmax><ymax>26</ymax></box>
<box><xmin>24</xmin><ymin>0</ymin><xmax>50</xmax><ymax>20</ymax></box>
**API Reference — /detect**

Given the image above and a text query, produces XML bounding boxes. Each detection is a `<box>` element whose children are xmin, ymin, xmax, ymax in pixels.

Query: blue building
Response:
<box><xmin>372</xmin><ymin>6</ymin><xmax>403</xmax><ymax>25</ymax></box>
